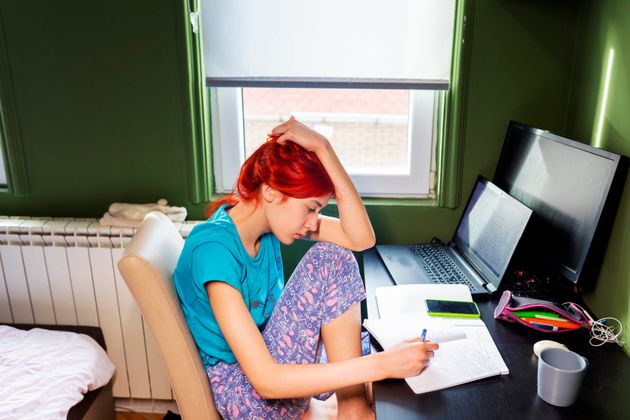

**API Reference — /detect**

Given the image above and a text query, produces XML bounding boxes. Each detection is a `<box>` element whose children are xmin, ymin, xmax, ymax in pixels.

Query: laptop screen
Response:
<box><xmin>453</xmin><ymin>177</ymin><xmax>532</xmax><ymax>288</ymax></box>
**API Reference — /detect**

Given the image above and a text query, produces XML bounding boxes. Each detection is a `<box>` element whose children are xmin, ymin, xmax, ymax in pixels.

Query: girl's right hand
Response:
<box><xmin>380</xmin><ymin>339</ymin><xmax>439</xmax><ymax>379</ymax></box>
<box><xmin>270</xmin><ymin>116</ymin><xmax>330</xmax><ymax>155</ymax></box>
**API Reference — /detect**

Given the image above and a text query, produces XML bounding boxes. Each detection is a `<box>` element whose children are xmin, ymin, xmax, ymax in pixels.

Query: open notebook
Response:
<box><xmin>363</xmin><ymin>284</ymin><xmax>509</xmax><ymax>394</ymax></box>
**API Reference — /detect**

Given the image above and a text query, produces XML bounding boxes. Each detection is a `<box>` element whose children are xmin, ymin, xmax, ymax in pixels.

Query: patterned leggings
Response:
<box><xmin>207</xmin><ymin>242</ymin><xmax>366</xmax><ymax>419</ymax></box>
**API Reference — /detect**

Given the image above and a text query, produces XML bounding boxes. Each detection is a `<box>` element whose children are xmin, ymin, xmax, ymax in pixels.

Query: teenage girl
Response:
<box><xmin>174</xmin><ymin>117</ymin><xmax>439</xmax><ymax>419</ymax></box>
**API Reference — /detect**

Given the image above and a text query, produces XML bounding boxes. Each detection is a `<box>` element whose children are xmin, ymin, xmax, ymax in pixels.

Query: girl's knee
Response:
<box><xmin>307</xmin><ymin>242</ymin><xmax>362</xmax><ymax>290</ymax></box>
<box><xmin>284</xmin><ymin>241</ymin><xmax>366</xmax><ymax>327</ymax></box>
<box><xmin>292</xmin><ymin>242</ymin><xmax>361</xmax><ymax>290</ymax></box>
<box><xmin>306</xmin><ymin>242</ymin><xmax>357</xmax><ymax>266</ymax></box>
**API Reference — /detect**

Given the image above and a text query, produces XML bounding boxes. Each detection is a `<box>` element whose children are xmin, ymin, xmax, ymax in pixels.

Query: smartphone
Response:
<box><xmin>425</xmin><ymin>299</ymin><xmax>480</xmax><ymax>318</ymax></box>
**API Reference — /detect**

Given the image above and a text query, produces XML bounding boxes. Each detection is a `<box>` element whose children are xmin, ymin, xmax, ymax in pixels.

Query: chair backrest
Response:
<box><xmin>118</xmin><ymin>211</ymin><xmax>220</xmax><ymax>420</ymax></box>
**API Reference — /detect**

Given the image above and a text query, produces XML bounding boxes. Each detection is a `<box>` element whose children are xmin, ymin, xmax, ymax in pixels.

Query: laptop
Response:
<box><xmin>376</xmin><ymin>176</ymin><xmax>532</xmax><ymax>297</ymax></box>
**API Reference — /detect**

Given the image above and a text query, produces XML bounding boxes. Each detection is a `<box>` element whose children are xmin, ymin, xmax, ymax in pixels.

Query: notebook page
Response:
<box><xmin>363</xmin><ymin>315</ymin><xmax>508</xmax><ymax>391</ymax></box>
<box><xmin>405</xmin><ymin>338</ymin><xmax>503</xmax><ymax>394</ymax></box>
<box><xmin>363</xmin><ymin>316</ymin><xmax>467</xmax><ymax>349</ymax></box>
<box><xmin>454</xmin><ymin>325</ymin><xmax>509</xmax><ymax>374</ymax></box>
<box><xmin>367</xmin><ymin>284</ymin><xmax>510</xmax><ymax>393</ymax></box>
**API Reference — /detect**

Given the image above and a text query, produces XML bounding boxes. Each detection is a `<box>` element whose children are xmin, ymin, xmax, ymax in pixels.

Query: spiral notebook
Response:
<box><xmin>363</xmin><ymin>284</ymin><xmax>509</xmax><ymax>394</ymax></box>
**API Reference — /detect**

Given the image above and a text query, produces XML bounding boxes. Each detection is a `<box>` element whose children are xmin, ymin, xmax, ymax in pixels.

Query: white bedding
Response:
<box><xmin>0</xmin><ymin>325</ymin><xmax>115</xmax><ymax>420</ymax></box>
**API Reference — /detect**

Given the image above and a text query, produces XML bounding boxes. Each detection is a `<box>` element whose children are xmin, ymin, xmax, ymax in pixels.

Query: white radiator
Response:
<box><xmin>0</xmin><ymin>216</ymin><xmax>202</xmax><ymax>399</ymax></box>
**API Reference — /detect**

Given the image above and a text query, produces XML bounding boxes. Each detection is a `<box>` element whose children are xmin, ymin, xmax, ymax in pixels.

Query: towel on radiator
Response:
<box><xmin>100</xmin><ymin>198</ymin><xmax>187</xmax><ymax>227</ymax></box>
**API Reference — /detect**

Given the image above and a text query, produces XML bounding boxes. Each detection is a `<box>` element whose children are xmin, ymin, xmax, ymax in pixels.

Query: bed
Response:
<box><xmin>0</xmin><ymin>323</ymin><xmax>116</xmax><ymax>420</ymax></box>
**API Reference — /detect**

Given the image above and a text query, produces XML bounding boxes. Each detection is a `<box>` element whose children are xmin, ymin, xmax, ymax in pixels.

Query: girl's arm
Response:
<box><xmin>272</xmin><ymin>118</ymin><xmax>376</xmax><ymax>251</ymax></box>
<box><xmin>208</xmin><ymin>281</ymin><xmax>437</xmax><ymax>399</ymax></box>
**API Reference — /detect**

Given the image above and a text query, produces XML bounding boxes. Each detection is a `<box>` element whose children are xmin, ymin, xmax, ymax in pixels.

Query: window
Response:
<box><xmin>211</xmin><ymin>88</ymin><xmax>436</xmax><ymax>197</ymax></box>
<box><xmin>201</xmin><ymin>0</ymin><xmax>460</xmax><ymax>199</ymax></box>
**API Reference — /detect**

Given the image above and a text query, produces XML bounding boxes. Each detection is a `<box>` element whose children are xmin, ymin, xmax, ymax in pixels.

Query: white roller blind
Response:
<box><xmin>200</xmin><ymin>0</ymin><xmax>456</xmax><ymax>89</ymax></box>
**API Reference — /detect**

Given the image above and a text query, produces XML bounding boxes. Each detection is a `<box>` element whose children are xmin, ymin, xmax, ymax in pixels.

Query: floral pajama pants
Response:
<box><xmin>207</xmin><ymin>242</ymin><xmax>366</xmax><ymax>419</ymax></box>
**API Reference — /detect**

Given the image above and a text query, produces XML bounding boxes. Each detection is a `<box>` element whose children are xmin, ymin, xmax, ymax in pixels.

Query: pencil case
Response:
<box><xmin>494</xmin><ymin>290</ymin><xmax>590</xmax><ymax>333</ymax></box>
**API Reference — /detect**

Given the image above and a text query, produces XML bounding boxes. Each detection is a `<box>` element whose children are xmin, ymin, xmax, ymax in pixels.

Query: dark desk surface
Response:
<box><xmin>363</xmin><ymin>249</ymin><xmax>630</xmax><ymax>420</ymax></box>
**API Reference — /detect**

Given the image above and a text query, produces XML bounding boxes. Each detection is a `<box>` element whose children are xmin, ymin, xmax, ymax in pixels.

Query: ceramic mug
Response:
<box><xmin>537</xmin><ymin>348</ymin><xmax>588</xmax><ymax>407</ymax></box>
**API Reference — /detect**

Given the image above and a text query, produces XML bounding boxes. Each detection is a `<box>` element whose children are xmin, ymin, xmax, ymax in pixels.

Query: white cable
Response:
<box><xmin>589</xmin><ymin>317</ymin><xmax>624</xmax><ymax>347</ymax></box>
<box><xmin>570</xmin><ymin>303</ymin><xmax>624</xmax><ymax>347</ymax></box>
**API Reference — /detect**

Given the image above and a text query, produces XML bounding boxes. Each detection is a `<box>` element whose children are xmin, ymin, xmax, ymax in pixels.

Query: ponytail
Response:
<box><xmin>205</xmin><ymin>195</ymin><xmax>239</xmax><ymax>219</ymax></box>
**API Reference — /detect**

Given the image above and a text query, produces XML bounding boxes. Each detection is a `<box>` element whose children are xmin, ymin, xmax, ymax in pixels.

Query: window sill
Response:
<box><xmin>362</xmin><ymin>196</ymin><xmax>437</xmax><ymax>208</ymax></box>
<box><xmin>208</xmin><ymin>192</ymin><xmax>438</xmax><ymax>209</ymax></box>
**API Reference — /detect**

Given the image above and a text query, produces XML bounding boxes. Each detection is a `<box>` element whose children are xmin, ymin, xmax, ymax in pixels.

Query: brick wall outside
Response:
<box><xmin>243</xmin><ymin>88</ymin><xmax>410</xmax><ymax>170</ymax></box>
<box><xmin>245</xmin><ymin>120</ymin><xmax>408</xmax><ymax>170</ymax></box>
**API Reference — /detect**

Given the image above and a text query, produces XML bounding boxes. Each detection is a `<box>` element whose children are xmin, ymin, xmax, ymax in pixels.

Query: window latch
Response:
<box><xmin>190</xmin><ymin>11</ymin><xmax>199</xmax><ymax>34</ymax></box>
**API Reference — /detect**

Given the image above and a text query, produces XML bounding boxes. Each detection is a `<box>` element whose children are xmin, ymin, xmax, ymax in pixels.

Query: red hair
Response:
<box><xmin>206</xmin><ymin>137</ymin><xmax>334</xmax><ymax>217</ymax></box>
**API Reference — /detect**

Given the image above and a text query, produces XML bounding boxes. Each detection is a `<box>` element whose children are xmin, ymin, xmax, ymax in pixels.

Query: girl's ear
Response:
<box><xmin>261</xmin><ymin>183</ymin><xmax>281</xmax><ymax>203</ymax></box>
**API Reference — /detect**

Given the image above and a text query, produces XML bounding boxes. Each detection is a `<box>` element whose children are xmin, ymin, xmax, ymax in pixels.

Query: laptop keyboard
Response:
<box><xmin>409</xmin><ymin>244</ymin><xmax>479</xmax><ymax>290</ymax></box>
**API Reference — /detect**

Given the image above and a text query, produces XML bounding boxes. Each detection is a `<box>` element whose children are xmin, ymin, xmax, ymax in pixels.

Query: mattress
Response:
<box><xmin>0</xmin><ymin>325</ymin><xmax>115</xmax><ymax>420</ymax></box>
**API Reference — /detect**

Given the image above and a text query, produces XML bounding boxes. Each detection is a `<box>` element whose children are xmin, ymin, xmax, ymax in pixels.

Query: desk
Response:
<box><xmin>363</xmin><ymin>249</ymin><xmax>630</xmax><ymax>420</ymax></box>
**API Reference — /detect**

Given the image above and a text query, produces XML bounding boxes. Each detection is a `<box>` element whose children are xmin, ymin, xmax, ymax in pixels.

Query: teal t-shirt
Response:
<box><xmin>173</xmin><ymin>205</ymin><xmax>284</xmax><ymax>367</ymax></box>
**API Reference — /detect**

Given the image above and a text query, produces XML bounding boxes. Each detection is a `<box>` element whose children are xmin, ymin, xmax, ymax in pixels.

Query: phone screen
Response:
<box><xmin>425</xmin><ymin>299</ymin><xmax>479</xmax><ymax>315</ymax></box>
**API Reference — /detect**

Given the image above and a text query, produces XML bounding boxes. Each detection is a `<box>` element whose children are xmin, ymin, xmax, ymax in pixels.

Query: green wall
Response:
<box><xmin>0</xmin><ymin>0</ymin><xmax>195</xmax><ymax>216</ymax></box>
<box><xmin>0</xmin><ymin>0</ymin><xmax>580</xmax><ymax>225</ymax></box>
<box><xmin>1</xmin><ymin>1</ymin><xmax>626</xmax><ymax>352</ymax></box>
<box><xmin>565</xmin><ymin>0</ymin><xmax>630</xmax><ymax>353</ymax></box>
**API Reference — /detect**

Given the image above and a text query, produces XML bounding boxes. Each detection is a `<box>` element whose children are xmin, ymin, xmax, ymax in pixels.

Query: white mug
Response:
<box><xmin>537</xmin><ymin>348</ymin><xmax>588</xmax><ymax>407</ymax></box>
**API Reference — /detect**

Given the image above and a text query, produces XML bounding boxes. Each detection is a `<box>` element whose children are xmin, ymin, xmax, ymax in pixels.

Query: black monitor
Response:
<box><xmin>493</xmin><ymin>121</ymin><xmax>628</xmax><ymax>289</ymax></box>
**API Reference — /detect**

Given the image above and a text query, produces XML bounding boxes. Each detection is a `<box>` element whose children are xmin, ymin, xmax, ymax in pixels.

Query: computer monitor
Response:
<box><xmin>493</xmin><ymin>121</ymin><xmax>628</xmax><ymax>289</ymax></box>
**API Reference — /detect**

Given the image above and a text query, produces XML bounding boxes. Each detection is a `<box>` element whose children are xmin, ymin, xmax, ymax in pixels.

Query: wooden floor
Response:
<box><xmin>114</xmin><ymin>398</ymin><xmax>178</xmax><ymax>420</ymax></box>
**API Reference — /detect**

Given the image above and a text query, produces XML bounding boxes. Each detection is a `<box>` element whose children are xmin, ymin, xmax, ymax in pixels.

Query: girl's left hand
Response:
<box><xmin>270</xmin><ymin>116</ymin><xmax>330</xmax><ymax>154</ymax></box>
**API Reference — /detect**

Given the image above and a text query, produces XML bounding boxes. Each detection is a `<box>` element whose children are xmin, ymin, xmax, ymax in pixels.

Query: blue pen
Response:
<box><xmin>421</xmin><ymin>328</ymin><xmax>427</xmax><ymax>343</ymax></box>
<box><xmin>530</xmin><ymin>321</ymin><xmax>558</xmax><ymax>331</ymax></box>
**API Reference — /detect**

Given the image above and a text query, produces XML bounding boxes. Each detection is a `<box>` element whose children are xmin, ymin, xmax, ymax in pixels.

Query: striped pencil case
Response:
<box><xmin>494</xmin><ymin>290</ymin><xmax>590</xmax><ymax>332</ymax></box>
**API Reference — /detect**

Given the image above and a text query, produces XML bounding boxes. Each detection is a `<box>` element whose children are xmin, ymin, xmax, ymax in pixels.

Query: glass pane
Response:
<box><xmin>242</xmin><ymin>88</ymin><xmax>410</xmax><ymax>172</ymax></box>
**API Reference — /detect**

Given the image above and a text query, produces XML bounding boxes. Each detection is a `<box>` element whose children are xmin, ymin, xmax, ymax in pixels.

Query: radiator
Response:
<box><xmin>0</xmin><ymin>216</ymin><xmax>203</xmax><ymax>399</ymax></box>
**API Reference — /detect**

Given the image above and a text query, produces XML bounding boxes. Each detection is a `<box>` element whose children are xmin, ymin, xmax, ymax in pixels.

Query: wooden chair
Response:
<box><xmin>118</xmin><ymin>211</ymin><xmax>220</xmax><ymax>419</ymax></box>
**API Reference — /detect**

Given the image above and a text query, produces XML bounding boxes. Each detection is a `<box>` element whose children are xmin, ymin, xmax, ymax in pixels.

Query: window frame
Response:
<box><xmin>210</xmin><ymin>87</ymin><xmax>437</xmax><ymax>197</ymax></box>
<box><xmin>0</xmin><ymin>140</ymin><xmax>7</xmax><ymax>187</ymax></box>
<box><xmin>196</xmin><ymin>0</ymin><xmax>472</xmax><ymax>208</ymax></box>
<box><xmin>0</xmin><ymin>20</ymin><xmax>29</xmax><ymax>195</ymax></box>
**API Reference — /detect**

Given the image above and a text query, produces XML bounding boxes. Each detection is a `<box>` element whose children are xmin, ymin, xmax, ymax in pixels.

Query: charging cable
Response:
<box><xmin>571</xmin><ymin>303</ymin><xmax>624</xmax><ymax>347</ymax></box>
